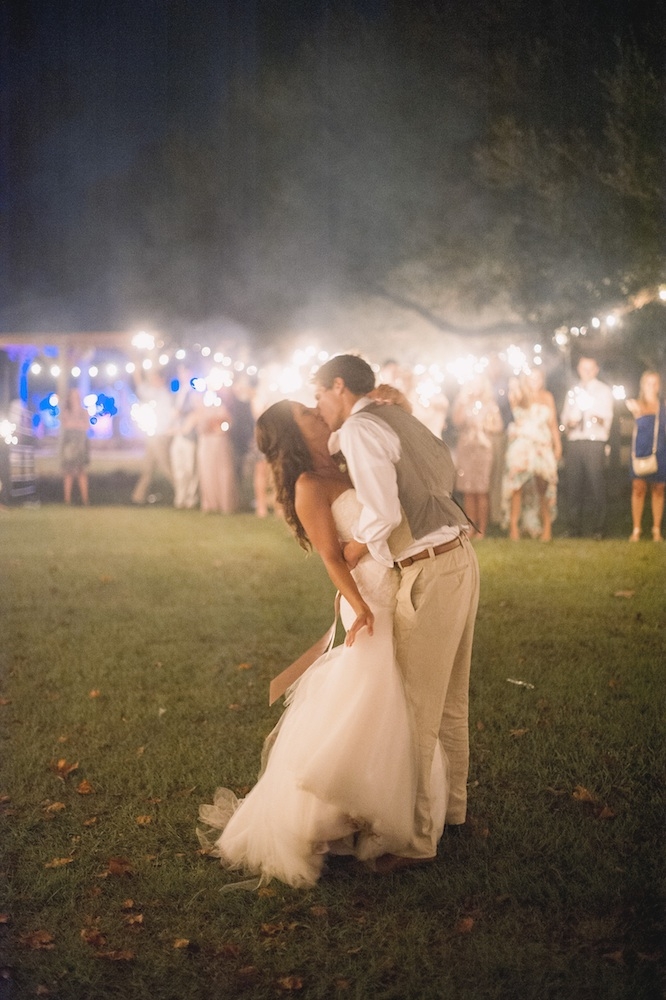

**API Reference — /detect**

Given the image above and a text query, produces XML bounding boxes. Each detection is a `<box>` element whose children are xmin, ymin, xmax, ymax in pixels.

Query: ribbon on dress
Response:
<box><xmin>268</xmin><ymin>593</ymin><xmax>341</xmax><ymax>706</ymax></box>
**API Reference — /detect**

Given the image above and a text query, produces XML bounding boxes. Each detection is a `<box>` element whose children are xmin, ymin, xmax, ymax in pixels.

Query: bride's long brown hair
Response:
<box><xmin>255</xmin><ymin>400</ymin><xmax>315</xmax><ymax>550</ymax></box>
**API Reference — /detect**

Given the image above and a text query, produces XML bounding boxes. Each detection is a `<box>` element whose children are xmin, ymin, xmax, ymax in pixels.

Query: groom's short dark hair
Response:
<box><xmin>313</xmin><ymin>354</ymin><xmax>376</xmax><ymax>395</ymax></box>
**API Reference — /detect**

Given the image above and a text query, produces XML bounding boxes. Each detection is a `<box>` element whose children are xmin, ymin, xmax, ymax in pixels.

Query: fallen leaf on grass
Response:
<box><xmin>18</xmin><ymin>930</ymin><xmax>55</xmax><ymax>950</ymax></box>
<box><xmin>475</xmin><ymin>720</ymin><xmax>485</xmax><ymax>731</ymax></box>
<box><xmin>136</xmin><ymin>815</ymin><xmax>153</xmax><ymax>826</ymax></box>
<box><xmin>509</xmin><ymin>728</ymin><xmax>529</xmax><ymax>738</ymax></box>
<box><xmin>98</xmin><ymin>857</ymin><xmax>134</xmax><ymax>878</ymax></box>
<box><xmin>454</xmin><ymin>916</ymin><xmax>475</xmax><ymax>934</ymax></box>
<box><xmin>44</xmin><ymin>802</ymin><xmax>66</xmax><ymax>813</ymax></box>
<box><xmin>94</xmin><ymin>950</ymin><xmax>135</xmax><ymax>961</ymax></box>
<box><xmin>257</xmin><ymin>887</ymin><xmax>276</xmax><ymax>898</ymax></box>
<box><xmin>35</xmin><ymin>986</ymin><xmax>51</xmax><ymax>996</ymax></box>
<box><xmin>260</xmin><ymin>923</ymin><xmax>285</xmax><ymax>937</ymax></box>
<box><xmin>83</xmin><ymin>816</ymin><xmax>98</xmax><ymax>826</ymax></box>
<box><xmin>228</xmin><ymin>703</ymin><xmax>242</xmax><ymax>712</ymax></box>
<box><xmin>334</xmin><ymin>979</ymin><xmax>352</xmax><ymax>990</ymax></box>
<box><xmin>76</xmin><ymin>780</ymin><xmax>94</xmax><ymax>795</ymax></box>
<box><xmin>0</xmin><ymin>698</ymin><xmax>11</xmax><ymax>706</ymax></box>
<box><xmin>237</xmin><ymin>966</ymin><xmax>259</xmax><ymax>981</ymax></box>
<box><xmin>603</xmin><ymin>949</ymin><xmax>625</xmax><ymax>964</ymax></box>
<box><xmin>81</xmin><ymin>927</ymin><xmax>107</xmax><ymax>948</ymax></box>
<box><xmin>309</xmin><ymin>906</ymin><xmax>328</xmax><ymax>918</ymax></box>
<box><xmin>613</xmin><ymin>590</ymin><xmax>634</xmax><ymax>599</ymax></box>
<box><xmin>51</xmin><ymin>759</ymin><xmax>78</xmax><ymax>779</ymax></box>
<box><xmin>44</xmin><ymin>857</ymin><xmax>74</xmax><ymax>869</ymax></box>
<box><xmin>572</xmin><ymin>785</ymin><xmax>597</xmax><ymax>804</ymax></box>
<box><xmin>173</xmin><ymin>938</ymin><xmax>190</xmax><ymax>949</ymax></box>
<box><xmin>0</xmin><ymin>913</ymin><xmax>10</xmax><ymax>924</ymax></box>
<box><xmin>277</xmin><ymin>975</ymin><xmax>304</xmax><ymax>991</ymax></box>
<box><xmin>88</xmin><ymin>690</ymin><xmax>101</xmax><ymax>699</ymax></box>
<box><xmin>597</xmin><ymin>806</ymin><xmax>617</xmax><ymax>820</ymax></box>
<box><xmin>217</xmin><ymin>943</ymin><xmax>241</xmax><ymax>958</ymax></box>
<box><xmin>124</xmin><ymin>913</ymin><xmax>144</xmax><ymax>927</ymax></box>
<box><xmin>236</xmin><ymin>663</ymin><xmax>252</xmax><ymax>671</ymax></box>
<box><xmin>121</xmin><ymin>899</ymin><xmax>135</xmax><ymax>910</ymax></box>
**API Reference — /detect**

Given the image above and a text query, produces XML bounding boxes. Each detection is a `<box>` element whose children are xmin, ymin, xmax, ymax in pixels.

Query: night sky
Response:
<box><xmin>1</xmin><ymin>0</ymin><xmax>663</xmax><ymax>340</ymax></box>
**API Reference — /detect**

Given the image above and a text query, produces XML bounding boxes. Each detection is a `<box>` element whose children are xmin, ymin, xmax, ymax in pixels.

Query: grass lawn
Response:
<box><xmin>1</xmin><ymin>504</ymin><xmax>664</xmax><ymax>1000</ymax></box>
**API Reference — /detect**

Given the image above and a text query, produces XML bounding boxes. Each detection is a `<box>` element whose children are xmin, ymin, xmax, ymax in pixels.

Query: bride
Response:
<box><xmin>198</xmin><ymin>397</ymin><xmax>447</xmax><ymax>888</ymax></box>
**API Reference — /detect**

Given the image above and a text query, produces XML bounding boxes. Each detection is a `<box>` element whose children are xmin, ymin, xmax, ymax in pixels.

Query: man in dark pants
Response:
<box><xmin>560</xmin><ymin>356</ymin><xmax>614</xmax><ymax>538</ymax></box>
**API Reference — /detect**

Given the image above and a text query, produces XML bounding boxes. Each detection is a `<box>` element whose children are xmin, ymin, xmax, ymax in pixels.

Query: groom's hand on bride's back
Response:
<box><xmin>343</xmin><ymin>539</ymin><xmax>367</xmax><ymax>569</ymax></box>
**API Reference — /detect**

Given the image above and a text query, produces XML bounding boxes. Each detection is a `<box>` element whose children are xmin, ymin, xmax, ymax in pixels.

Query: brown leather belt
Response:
<box><xmin>395</xmin><ymin>534</ymin><xmax>464</xmax><ymax>569</ymax></box>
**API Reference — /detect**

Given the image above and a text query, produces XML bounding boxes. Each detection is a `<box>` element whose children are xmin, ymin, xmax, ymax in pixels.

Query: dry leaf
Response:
<box><xmin>260</xmin><ymin>922</ymin><xmax>285</xmax><ymax>937</ymax></box>
<box><xmin>44</xmin><ymin>857</ymin><xmax>74</xmax><ymax>868</ymax></box>
<box><xmin>454</xmin><ymin>916</ymin><xmax>475</xmax><ymax>934</ymax></box>
<box><xmin>94</xmin><ymin>950</ymin><xmax>135</xmax><ymax>961</ymax></box>
<box><xmin>309</xmin><ymin>906</ymin><xmax>328</xmax><ymax>918</ymax></box>
<box><xmin>136</xmin><ymin>746</ymin><xmax>146</xmax><ymax>756</ymax></box>
<box><xmin>237</xmin><ymin>966</ymin><xmax>259</xmax><ymax>980</ymax></box>
<box><xmin>277</xmin><ymin>975</ymin><xmax>304</xmax><ymax>991</ymax></box>
<box><xmin>173</xmin><ymin>938</ymin><xmax>190</xmax><ymax>949</ymax></box>
<box><xmin>83</xmin><ymin>816</ymin><xmax>98</xmax><ymax>826</ymax></box>
<box><xmin>89</xmin><ymin>690</ymin><xmax>101</xmax><ymax>699</ymax></box>
<box><xmin>105</xmin><ymin>857</ymin><xmax>134</xmax><ymax>877</ymax></box>
<box><xmin>35</xmin><ymin>986</ymin><xmax>51</xmax><ymax>996</ymax></box>
<box><xmin>44</xmin><ymin>802</ymin><xmax>66</xmax><ymax>813</ymax></box>
<box><xmin>80</xmin><ymin>927</ymin><xmax>107</xmax><ymax>948</ymax></box>
<box><xmin>572</xmin><ymin>785</ymin><xmax>597</xmax><ymax>804</ymax></box>
<box><xmin>475</xmin><ymin>720</ymin><xmax>485</xmax><ymax>731</ymax></box>
<box><xmin>217</xmin><ymin>943</ymin><xmax>241</xmax><ymax>958</ymax></box>
<box><xmin>228</xmin><ymin>703</ymin><xmax>242</xmax><ymax>711</ymax></box>
<box><xmin>509</xmin><ymin>728</ymin><xmax>529</xmax><ymax>738</ymax></box>
<box><xmin>18</xmin><ymin>930</ymin><xmax>55</xmax><ymax>950</ymax></box>
<box><xmin>158</xmin><ymin>707</ymin><xmax>167</xmax><ymax>717</ymax></box>
<box><xmin>236</xmin><ymin>662</ymin><xmax>252</xmax><ymax>671</ymax></box>
<box><xmin>0</xmin><ymin>698</ymin><xmax>11</xmax><ymax>706</ymax></box>
<box><xmin>76</xmin><ymin>780</ymin><xmax>94</xmax><ymax>795</ymax></box>
<box><xmin>0</xmin><ymin>913</ymin><xmax>10</xmax><ymax>924</ymax></box>
<box><xmin>334</xmin><ymin>979</ymin><xmax>352</xmax><ymax>990</ymax></box>
<box><xmin>121</xmin><ymin>899</ymin><xmax>135</xmax><ymax>910</ymax></box>
<box><xmin>597</xmin><ymin>806</ymin><xmax>617</xmax><ymax>820</ymax></box>
<box><xmin>136</xmin><ymin>815</ymin><xmax>153</xmax><ymax>826</ymax></box>
<box><xmin>124</xmin><ymin>913</ymin><xmax>143</xmax><ymax>926</ymax></box>
<box><xmin>51</xmin><ymin>759</ymin><xmax>78</xmax><ymax>779</ymax></box>
<box><xmin>613</xmin><ymin>590</ymin><xmax>634</xmax><ymax>599</ymax></box>
<box><xmin>257</xmin><ymin>887</ymin><xmax>276</xmax><ymax>898</ymax></box>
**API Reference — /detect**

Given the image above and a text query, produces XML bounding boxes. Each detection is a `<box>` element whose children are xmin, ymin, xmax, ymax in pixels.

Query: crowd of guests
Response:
<box><xmin>379</xmin><ymin>354</ymin><xmax>665</xmax><ymax>543</ymax></box>
<box><xmin>57</xmin><ymin>352</ymin><xmax>665</xmax><ymax>541</ymax></box>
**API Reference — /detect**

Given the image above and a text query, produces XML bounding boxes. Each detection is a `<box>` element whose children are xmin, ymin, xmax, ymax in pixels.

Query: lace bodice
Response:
<box><xmin>331</xmin><ymin>489</ymin><xmax>398</xmax><ymax>611</ymax></box>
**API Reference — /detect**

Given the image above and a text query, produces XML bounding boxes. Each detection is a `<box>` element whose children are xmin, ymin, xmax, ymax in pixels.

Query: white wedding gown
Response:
<box><xmin>198</xmin><ymin>489</ymin><xmax>447</xmax><ymax>888</ymax></box>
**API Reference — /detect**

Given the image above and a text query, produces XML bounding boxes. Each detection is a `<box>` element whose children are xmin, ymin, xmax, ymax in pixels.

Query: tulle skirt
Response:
<box><xmin>198</xmin><ymin>604</ymin><xmax>447</xmax><ymax>888</ymax></box>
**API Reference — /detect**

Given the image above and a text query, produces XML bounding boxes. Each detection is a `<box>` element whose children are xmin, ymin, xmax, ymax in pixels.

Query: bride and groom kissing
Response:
<box><xmin>198</xmin><ymin>354</ymin><xmax>480</xmax><ymax>887</ymax></box>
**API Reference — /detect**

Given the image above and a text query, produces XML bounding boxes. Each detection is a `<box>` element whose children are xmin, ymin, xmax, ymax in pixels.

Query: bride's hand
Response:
<box><xmin>345</xmin><ymin>607</ymin><xmax>375</xmax><ymax>646</ymax></box>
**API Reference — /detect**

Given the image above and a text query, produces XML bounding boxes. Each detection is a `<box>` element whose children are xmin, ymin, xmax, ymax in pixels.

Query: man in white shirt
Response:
<box><xmin>560</xmin><ymin>356</ymin><xmax>614</xmax><ymax>538</ymax></box>
<box><xmin>314</xmin><ymin>355</ymin><xmax>480</xmax><ymax>872</ymax></box>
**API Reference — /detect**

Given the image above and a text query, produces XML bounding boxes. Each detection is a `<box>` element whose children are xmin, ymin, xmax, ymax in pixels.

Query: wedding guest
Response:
<box><xmin>560</xmin><ymin>356</ymin><xmax>614</xmax><ymax>538</ymax></box>
<box><xmin>452</xmin><ymin>375</ymin><xmax>502</xmax><ymax>539</ymax></box>
<box><xmin>626</xmin><ymin>371</ymin><xmax>665</xmax><ymax>542</ymax></box>
<box><xmin>170</xmin><ymin>365</ymin><xmax>199</xmax><ymax>509</ymax></box>
<box><xmin>131</xmin><ymin>368</ymin><xmax>175</xmax><ymax>504</ymax></box>
<box><xmin>503</xmin><ymin>370</ymin><xmax>561</xmax><ymax>541</ymax></box>
<box><xmin>194</xmin><ymin>390</ymin><xmax>238</xmax><ymax>514</ymax></box>
<box><xmin>59</xmin><ymin>387</ymin><xmax>90</xmax><ymax>505</ymax></box>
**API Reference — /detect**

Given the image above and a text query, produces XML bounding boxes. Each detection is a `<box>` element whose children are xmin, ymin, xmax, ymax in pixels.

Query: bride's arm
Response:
<box><xmin>295</xmin><ymin>475</ymin><xmax>375</xmax><ymax>646</ymax></box>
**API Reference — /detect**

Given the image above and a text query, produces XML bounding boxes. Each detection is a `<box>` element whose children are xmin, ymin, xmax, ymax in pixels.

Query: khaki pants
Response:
<box><xmin>394</xmin><ymin>537</ymin><xmax>480</xmax><ymax>856</ymax></box>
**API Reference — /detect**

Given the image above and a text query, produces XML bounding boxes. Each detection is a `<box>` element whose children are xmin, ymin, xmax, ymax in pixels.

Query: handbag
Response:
<box><xmin>631</xmin><ymin>409</ymin><xmax>660</xmax><ymax>476</ymax></box>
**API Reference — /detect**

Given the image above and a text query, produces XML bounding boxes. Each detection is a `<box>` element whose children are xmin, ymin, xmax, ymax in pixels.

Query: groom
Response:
<box><xmin>314</xmin><ymin>355</ymin><xmax>480</xmax><ymax>871</ymax></box>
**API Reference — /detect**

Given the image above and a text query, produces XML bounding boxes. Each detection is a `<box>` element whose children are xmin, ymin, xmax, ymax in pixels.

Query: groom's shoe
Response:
<box><xmin>373</xmin><ymin>854</ymin><xmax>435</xmax><ymax>875</ymax></box>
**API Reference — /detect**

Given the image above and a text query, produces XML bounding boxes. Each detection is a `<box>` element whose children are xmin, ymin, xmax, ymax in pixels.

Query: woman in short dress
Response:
<box><xmin>626</xmin><ymin>371</ymin><xmax>665</xmax><ymax>542</ymax></box>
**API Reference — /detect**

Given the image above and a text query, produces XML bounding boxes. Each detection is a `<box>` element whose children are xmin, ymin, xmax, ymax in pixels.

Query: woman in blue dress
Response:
<box><xmin>626</xmin><ymin>371</ymin><xmax>666</xmax><ymax>542</ymax></box>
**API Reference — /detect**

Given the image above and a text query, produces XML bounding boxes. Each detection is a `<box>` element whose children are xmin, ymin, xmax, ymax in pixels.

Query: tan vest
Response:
<box><xmin>357</xmin><ymin>403</ymin><xmax>467</xmax><ymax>556</ymax></box>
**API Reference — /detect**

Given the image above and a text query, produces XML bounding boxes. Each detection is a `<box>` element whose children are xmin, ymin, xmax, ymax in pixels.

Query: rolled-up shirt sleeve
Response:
<box><xmin>336</xmin><ymin>408</ymin><xmax>402</xmax><ymax>567</ymax></box>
